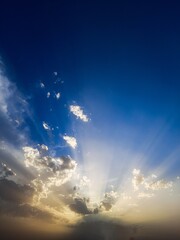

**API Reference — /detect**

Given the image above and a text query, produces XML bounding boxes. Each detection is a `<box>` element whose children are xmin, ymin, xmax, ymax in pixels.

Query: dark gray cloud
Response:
<box><xmin>0</xmin><ymin>178</ymin><xmax>55</xmax><ymax>222</ymax></box>
<box><xmin>69</xmin><ymin>197</ymin><xmax>92</xmax><ymax>215</ymax></box>
<box><xmin>0</xmin><ymin>178</ymin><xmax>34</xmax><ymax>204</ymax></box>
<box><xmin>0</xmin><ymin>200</ymin><xmax>53</xmax><ymax>221</ymax></box>
<box><xmin>0</xmin><ymin>163</ymin><xmax>15</xmax><ymax>179</ymax></box>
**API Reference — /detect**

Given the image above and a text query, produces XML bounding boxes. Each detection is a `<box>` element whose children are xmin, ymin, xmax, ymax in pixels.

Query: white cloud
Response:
<box><xmin>40</xmin><ymin>82</ymin><xmax>45</xmax><ymax>88</ymax></box>
<box><xmin>70</xmin><ymin>105</ymin><xmax>89</xmax><ymax>122</ymax></box>
<box><xmin>42</xmin><ymin>121</ymin><xmax>51</xmax><ymax>130</ymax></box>
<box><xmin>63</xmin><ymin>135</ymin><xmax>77</xmax><ymax>149</ymax></box>
<box><xmin>53</xmin><ymin>71</ymin><xmax>58</xmax><ymax>76</ymax></box>
<box><xmin>23</xmin><ymin>146</ymin><xmax>77</xmax><ymax>182</ymax></box>
<box><xmin>47</xmin><ymin>92</ymin><xmax>50</xmax><ymax>98</ymax></box>
<box><xmin>55</xmin><ymin>92</ymin><xmax>60</xmax><ymax>99</ymax></box>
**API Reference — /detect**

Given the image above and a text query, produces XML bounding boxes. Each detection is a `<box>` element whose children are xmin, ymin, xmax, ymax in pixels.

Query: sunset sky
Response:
<box><xmin>0</xmin><ymin>1</ymin><xmax>180</xmax><ymax>239</ymax></box>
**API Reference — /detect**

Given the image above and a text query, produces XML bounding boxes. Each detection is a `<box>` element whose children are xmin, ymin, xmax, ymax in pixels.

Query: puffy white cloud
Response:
<box><xmin>23</xmin><ymin>146</ymin><xmax>77</xmax><ymax>201</ymax></box>
<box><xmin>42</xmin><ymin>121</ymin><xmax>51</xmax><ymax>130</ymax></box>
<box><xmin>55</xmin><ymin>92</ymin><xmax>60</xmax><ymax>99</ymax></box>
<box><xmin>63</xmin><ymin>135</ymin><xmax>77</xmax><ymax>149</ymax></box>
<box><xmin>70</xmin><ymin>105</ymin><xmax>89</xmax><ymax>122</ymax></box>
<box><xmin>32</xmin><ymin>178</ymin><xmax>49</xmax><ymax>203</ymax></box>
<box><xmin>47</xmin><ymin>92</ymin><xmax>50</xmax><ymax>98</ymax></box>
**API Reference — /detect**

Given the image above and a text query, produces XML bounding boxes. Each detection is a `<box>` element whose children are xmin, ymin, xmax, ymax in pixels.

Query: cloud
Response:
<box><xmin>23</xmin><ymin>146</ymin><xmax>77</xmax><ymax>201</ymax></box>
<box><xmin>0</xmin><ymin>62</ymin><xmax>28</xmax><ymax>147</ymax></box>
<box><xmin>132</xmin><ymin>169</ymin><xmax>145</xmax><ymax>191</ymax></box>
<box><xmin>55</xmin><ymin>92</ymin><xmax>60</xmax><ymax>99</ymax></box>
<box><xmin>47</xmin><ymin>92</ymin><xmax>50</xmax><ymax>98</ymax></box>
<box><xmin>42</xmin><ymin>121</ymin><xmax>51</xmax><ymax>130</ymax></box>
<box><xmin>132</xmin><ymin>168</ymin><xmax>173</xmax><ymax>192</ymax></box>
<box><xmin>40</xmin><ymin>82</ymin><xmax>45</xmax><ymax>88</ymax></box>
<box><xmin>0</xmin><ymin>163</ymin><xmax>16</xmax><ymax>179</ymax></box>
<box><xmin>0</xmin><ymin>178</ymin><xmax>34</xmax><ymax>204</ymax></box>
<box><xmin>69</xmin><ymin>197</ymin><xmax>92</xmax><ymax>215</ymax></box>
<box><xmin>100</xmin><ymin>191</ymin><xmax>118</xmax><ymax>211</ymax></box>
<box><xmin>63</xmin><ymin>135</ymin><xmax>77</xmax><ymax>149</ymax></box>
<box><xmin>145</xmin><ymin>179</ymin><xmax>173</xmax><ymax>191</ymax></box>
<box><xmin>70</xmin><ymin>105</ymin><xmax>89</xmax><ymax>122</ymax></box>
<box><xmin>23</xmin><ymin>146</ymin><xmax>77</xmax><ymax>173</ymax></box>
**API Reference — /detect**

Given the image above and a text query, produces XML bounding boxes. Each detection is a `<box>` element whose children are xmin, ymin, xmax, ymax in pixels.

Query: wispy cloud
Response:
<box><xmin>40</xmin><ymin>82</ymin><xmax>45</xmax><ymax>88</ymax></box>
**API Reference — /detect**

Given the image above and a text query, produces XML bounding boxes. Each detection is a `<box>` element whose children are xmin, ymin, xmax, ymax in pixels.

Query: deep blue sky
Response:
<box><xmin>0</xmin><ymin>1</ymin><xmax>180</xmax><ymax>175</ymax></box>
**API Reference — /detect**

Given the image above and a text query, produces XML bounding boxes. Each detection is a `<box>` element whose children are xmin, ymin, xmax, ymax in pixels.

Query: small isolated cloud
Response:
<box><xmin>70</xmin><ymin>105</ymin><xmax>89</xmax><ymax>122</ymax></box>
<box><xmin>47</xmin><ymin>92</ymin><xmax>50</xmax><ymax>98</ymax></box>
<box><xmin>40</xmin><ymin>82</ymin><xmax>45</xmax><ymax>88</ymax></box>
<box><xmin>55</xmin><ymin>92</ymin><xmax>60</xmax><ymax>99</ymax></box>
<box><xmin>63</xmin><ymin>135</ymin><xmax>77</xmax><ymax>149</ymax></box>
<box><xmin>42</xmin><ymin>121</ymin><xmax>51</xmax><ymax>130</ymax></box>
<box><xmin>53</xmin><ymin>71</ymin><xmax>58</xmax><ymax>76</ymax></box>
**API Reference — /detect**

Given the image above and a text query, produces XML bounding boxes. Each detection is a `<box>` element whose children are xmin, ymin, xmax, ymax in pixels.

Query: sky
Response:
<box><xmin>0</xmin><ymin>1</ymin><xmax>180</xmax><ymax>239</ymax></box>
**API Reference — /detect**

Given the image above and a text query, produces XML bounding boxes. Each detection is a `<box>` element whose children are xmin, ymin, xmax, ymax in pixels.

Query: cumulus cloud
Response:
<box><xmin>47</xmin><ymin>92</ymin><xmax>50</xmax><ymax>98</ymax></box>
<box><xmin>69</xmin><ymin>197</ymin><xmax>92</xmax><ymax>215</ymax></box>
<box><xmin>23</xmin><ymin>146</ymin><xmax>77</xmax><ymax>174</ymax></box>
<box><xmin>63</xmin><ymin>135</ymin><xmax>77</xmax><ymax>149</ymax></box>
<box><xmin>132</xmin><ymin>168</ymin><xmax>173</xmax><ymax>192</ymax></box>
<box><xmin>55</xmin><ymin>92</ymin><xmax>61</xmax><ymax>99</ymax></box>
<box><xmin>100</xmin><ymin>191</ymin><xmax>118</xmax><ymax>211</ymax></box>
<box><xmin>23</xmin><ymin>146</ymin><xmax>77</xmax><ymax>201</ymax></box>
<box><xmin>70</xmin><ymin>105</ymin><xmax>89</xmax><ymax>122</ymax></box>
